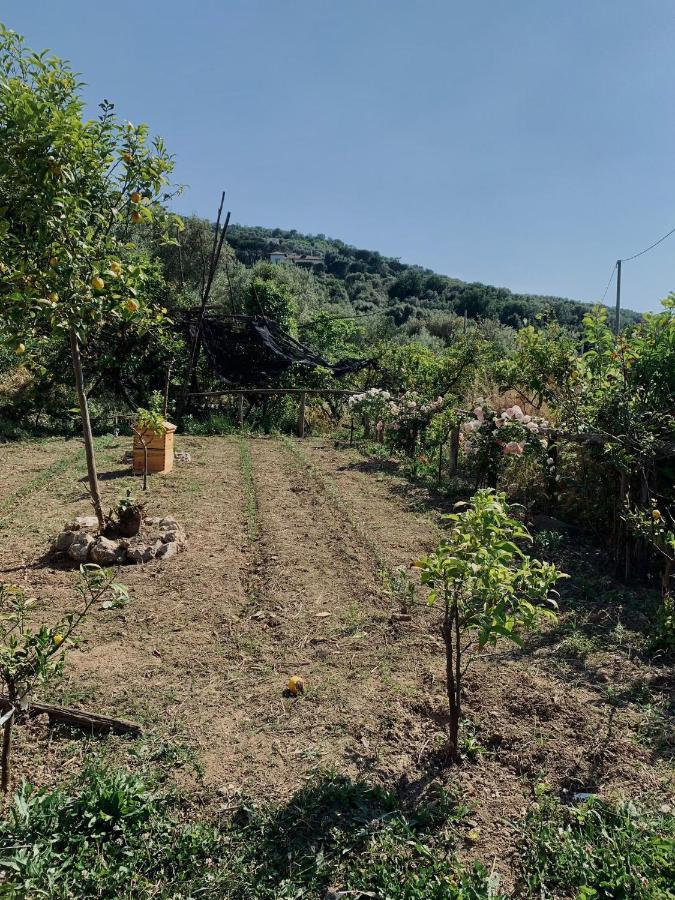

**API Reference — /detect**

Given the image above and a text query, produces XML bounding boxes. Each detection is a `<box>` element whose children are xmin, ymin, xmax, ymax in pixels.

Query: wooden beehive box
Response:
<box><xmin>132</xmin><ymin>421</ymin><xmax>177</xmax><ymax>475</ymax></box>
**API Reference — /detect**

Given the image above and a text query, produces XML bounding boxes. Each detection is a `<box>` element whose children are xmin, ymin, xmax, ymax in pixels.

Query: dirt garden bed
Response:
<box><xmin>0</xmin><ymin>434</ymin><xmax>671</xmax><ymax>888</ymax></box>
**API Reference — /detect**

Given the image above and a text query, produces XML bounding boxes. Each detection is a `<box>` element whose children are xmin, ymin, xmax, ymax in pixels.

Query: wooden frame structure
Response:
<box><xmin>187</xmin><ymin>388</ymin><xmax>362</xmax><ymax>437</ymax></box>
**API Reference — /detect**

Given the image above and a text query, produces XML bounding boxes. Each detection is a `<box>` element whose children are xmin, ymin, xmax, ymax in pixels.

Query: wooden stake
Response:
<box><xmin>298</xmin><ymin>392</ymin><xmax>306</xmax><ymax>438</ymax></box>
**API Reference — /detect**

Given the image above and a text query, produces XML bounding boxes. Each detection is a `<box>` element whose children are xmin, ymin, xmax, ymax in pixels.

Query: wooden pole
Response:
<box><xmin>437</xmin><ymin>443</ymin><xmax>443</xmax><ymax>483</ymax></box>
<box><xmin>448</xmin><ymin>426</ymin><xmax>460</xmax><ymax>476</ymax></box>
<box><xmin>298</xmin><ymin>392</ymin><xmax>306</xmax><ymax>438</ymax></box>
<box><xmin>237</xmin><ymin>394</ymin><xmax>244</xmax><ymax>429</ymax></box>
<box><xmin>0</xmin><ymin>697</ymin><xmax>142</xmax><ymax>736</ymax></box>
<box><xmin>349</xmin><ymin>418</ymin><xmax>354</xmax><ymax>446</ymax></box>
<box><xmin>614</xmin><ymin>259</ymin><xmax>622</xmax><ymax>334</ymax></box>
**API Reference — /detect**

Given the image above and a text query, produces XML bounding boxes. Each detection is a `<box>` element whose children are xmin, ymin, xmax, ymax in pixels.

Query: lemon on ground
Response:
<box><xmin>652</xmin><ymin>509</ymin><xmax>661</xmax><ymax>521</ymax></box>
<box><xmin>287</xmin><ymin>675</ymin><xmax>305</xmax><ymax>696</ymax></box>
<box><xmin>48</xmin><ymin>292</ymin><xmax>58</xmax><ymax>303</ymax></box>
<box><xmin>53</xmin><ymin>633</ymin><xmax>64</xmax><ymax>647</ymax></box>
<box><xmin>125</xmin><ymin>298</ymin><xmax>140</xmax><ymax>314</ymax></box>
<box><xmin>91</xmin><ymin>275</ymin><xmax>105</xmax><ymax>291</ymax></box>
<box><xmin>48</xmin><ymin>256</ymin><xmax>58</xmax><ymax>267</ymax></box>
<box><xmin>15</xmin><ymin>343</ymin><xmax>26</xmax><ymax>355</ymax></box>
<box><xmin>110</xmin><ymin>261</ymin><xmax>122</xmax><ymax>276</ymax></box>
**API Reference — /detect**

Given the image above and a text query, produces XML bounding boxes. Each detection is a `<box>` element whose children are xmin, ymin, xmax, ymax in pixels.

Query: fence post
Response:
<box><xmin>349</xmin><ymin>418</ymin><xmax>354</xmax><ymax>446</ymax></box>
<box><xmin>448</xmin><ymin>426</ymin><xmax>460</xmax><ymax>475</ymax></box>
<box><xmin>237</xmin><ymin>394</ymin><xmax>244</xmax><ymax>429</ymax></box>
<box><xmin>298</xmin><ymin>392</ymin><xmax>306</xmax><ymax>438</ymax></box>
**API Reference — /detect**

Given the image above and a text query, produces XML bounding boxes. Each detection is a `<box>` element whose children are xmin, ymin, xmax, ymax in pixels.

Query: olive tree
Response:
<box><xmin>0</xmin><ymin>26</ymin><xmax>175</xmax><ymax>529</ymax></box>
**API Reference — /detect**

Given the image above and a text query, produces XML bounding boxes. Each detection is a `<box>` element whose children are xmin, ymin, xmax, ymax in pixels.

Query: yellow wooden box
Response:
<box><xmin>132</xmin><ymin>421</ymin><xmax>177</xmax><ymax>475</ymax></box>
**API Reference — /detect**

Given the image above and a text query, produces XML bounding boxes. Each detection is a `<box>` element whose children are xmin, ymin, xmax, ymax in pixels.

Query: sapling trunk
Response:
<box><xmin>69</xmin><ymin>327</ymin><xmax>105</xmax><ymax>531</ymax></box>
<box><xmin>443</xmin><ymin>590</ymin><xmax>461</xmax><ymax>762</ymax></box>
<box><xmin>1</xmin><ymin>685</ymin><xmax>16</xmax><ymax>794</ymax></box>
<box><xmin>1</xmin><ymin>712</ymin><xmax>13</xmax><ymax>793</ymax></box>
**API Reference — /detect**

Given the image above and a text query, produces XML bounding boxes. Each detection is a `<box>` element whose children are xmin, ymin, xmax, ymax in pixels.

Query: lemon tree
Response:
<box><xmin>0</xmin><ymin>26</ymin><xmax>176</xmax><ymax>528</ymax></box>
<box><xmin>415</xmin><ymin>490</ymin><xmax>565</xmax><ymax>761</ymax></box>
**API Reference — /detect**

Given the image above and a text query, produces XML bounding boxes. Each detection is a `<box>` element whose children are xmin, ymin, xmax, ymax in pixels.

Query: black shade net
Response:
<box><xmin>189</xmin><ymin>315</ymin><xmax>372</xmax><ymax>385</ymax></box>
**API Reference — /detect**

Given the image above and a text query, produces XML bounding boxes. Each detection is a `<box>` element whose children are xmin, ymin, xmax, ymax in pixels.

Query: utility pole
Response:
<box><xmin>614</xmin><ymin>259</ymin><xmax>622</xmax><ymax>334</ymax></box>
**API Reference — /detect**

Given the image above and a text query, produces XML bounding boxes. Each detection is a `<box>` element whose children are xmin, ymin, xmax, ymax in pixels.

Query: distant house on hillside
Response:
<box><xmin>269</xmin><ymin>251</ymin><xmax>324</xmax><ymax>269</ymax></box>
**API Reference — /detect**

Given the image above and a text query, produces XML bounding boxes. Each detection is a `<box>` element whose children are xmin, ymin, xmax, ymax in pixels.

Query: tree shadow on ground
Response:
<box><xmin>224</xmin><ymin>772</ymin><xmax>480</xmax><ymax>898</ymax></box>
<box><xmin>339</xmin><ymin>456</ymin><xmax>465</xmax><ymax>517</ymax></box>
<box><xmin>78</xmin><ymin>469</ymin><xmax>132</xmax><ymax>482</ymax></box>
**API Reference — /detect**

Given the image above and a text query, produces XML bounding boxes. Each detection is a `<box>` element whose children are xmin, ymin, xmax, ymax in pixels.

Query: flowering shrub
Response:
<box><xmin>461</xmin><ymin>401</ymin><xmax>551</xmax><ymax>488</ymax></box>
<box><xmin>348</xmin><ymin>389</ymin><xmax>392</xmax><ymax>437</ymax></box>
<box><xmin>386</xmin><ymin>392</ymin><xmax>445</xmax><ymax>455</ymax></box>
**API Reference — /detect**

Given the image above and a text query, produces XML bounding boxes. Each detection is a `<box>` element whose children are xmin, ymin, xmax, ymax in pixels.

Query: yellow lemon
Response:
<box><xmin>652</xmin><ymin>509</ymin><xmax>661</xmax><ymax>521</ymax></box>
<box><xmin>91</xmin><ymin>276</ymin><xmax>105</xmax><ymax>291</ymax></box>
<box><xmin>53</xmin><ymin>633</ymin><xmax>64</xmax><ymax>647</ymax></box>
<box><xmin>130</xmin><ymin>191</ymin><xmax>142</xmax><ymax>204</ymax></box>
<box><xmin>125</xmin><ymin>298</ymin><xmax>140</xmax><ymax>314</ymax></box>
<box><xmin>15</xmin><ymin>343</ymin><xmax>26</xmax><ymax>355</ymax></box>
<box><xmin>287</xmin><ymin>675</ymin><xmax>305</xmax><ymax>696</ymax></box>
<box><xmin>48</xmin><ymin>292</ymin><xmax>59</xmax><ymax>303</ymax></box>
<box><xmin>48</xmin><ymin>256</ymin><xmax>58</xmax><ymax>267</ymax></box>
<box><xmin>110</xmin><ymin>261</ymin><xmax>122</xmax><ymax>276</ymax></box>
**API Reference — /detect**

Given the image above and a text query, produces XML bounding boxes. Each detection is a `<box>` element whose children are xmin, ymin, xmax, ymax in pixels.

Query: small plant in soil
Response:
<box><xmin>132</xmin><ymin>391</ymin><xmax>167</xmax><ymax>491</ymax></box>
<box><xmin>108</xmin><ymin>489</ymin><xmax>145</xmax><ymax>538</ymax></box>
<box><xmin>0</xmin><ymin>565</ymin><xmax>129</xmax><ymax>791</ymax></box>
<box><xmin>415</xmin><ymin>489</ymin><xmax>565</xmax><ymax>762</ymax></box>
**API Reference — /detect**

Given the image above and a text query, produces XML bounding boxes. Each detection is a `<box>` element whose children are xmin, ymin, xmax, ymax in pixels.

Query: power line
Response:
<box><xmin>620</xmin><ymin>224</ymin><xmax>675</xmax><ymax>262</ymax></box>
<box><xmin>600</xmin><ymin>261</ymin><xmax>617</xmax><ymax>303</ymax></box>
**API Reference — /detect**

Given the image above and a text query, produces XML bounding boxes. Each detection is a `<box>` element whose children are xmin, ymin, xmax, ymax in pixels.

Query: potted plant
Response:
<box><xmin>131</xmin><ymin>391</ymin><xmax>177</xmax><ymax>486</ymax></box>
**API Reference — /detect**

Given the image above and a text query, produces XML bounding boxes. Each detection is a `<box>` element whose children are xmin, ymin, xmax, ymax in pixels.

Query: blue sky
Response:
<box><xmin>4</xmin><ymin>1</ymin><xmax>674</xmax><ymax>312</ymax></box>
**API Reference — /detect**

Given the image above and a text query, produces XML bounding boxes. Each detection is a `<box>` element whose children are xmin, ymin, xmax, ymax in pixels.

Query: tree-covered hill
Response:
<box><xmin>226</xmin><ymin>224</ymin><xmax>640</xmax><ymax>330</ymax></box>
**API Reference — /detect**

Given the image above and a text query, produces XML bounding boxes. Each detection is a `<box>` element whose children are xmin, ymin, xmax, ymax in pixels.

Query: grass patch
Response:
<box><xmin>0</xmin><ymin>445</ymin><xmax>82</xmax><ymax>528</ymax></box>
<box><xmin>239</xmin><ymin>436</ymin><xmax>259</xmax><ymax>542</ymax></box>
<box><xmin>516</xmin><ymin>795</ymin><xmax>675</xmax><ymax>898</ymax></box>
<box><xmin>0</xmin><ymin>764</ymin><xmax>501</xmax><ymax>899</ymax></box>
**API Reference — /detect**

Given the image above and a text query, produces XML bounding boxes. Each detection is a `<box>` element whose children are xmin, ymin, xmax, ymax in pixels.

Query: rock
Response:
<box><xmin>53</xmin><ymin>530</ymin><xmax>76</xmax><ymax>552</ymax></box>
<box><xmin>159</xmin><ymin>516</ymin><xmax>178</xmax><ymax>528</ymax></box>
<box><xmin>175</xmin><ymin>451</ymin><xmax>191</xmax><ymax>463</ymax></box>
<box><xmin>68</xmin><ymin>532</ymin><xmax>94</xmax><ymax>563</ymax></box>
<box><xmin>90</xmin><ymin>536</ymin><xmax>124</xmax><ymax>565</ymax></box>
<box><xmin>160</xmin><ymin>527</ymin><xmax>185</xmax><ymax>545</ymax></box>
<box><xmin>156</xmin><ymin>541</ymin><xmax>179</xmax><ymax>559</ymax></box>
<box><xmin>69</xmin><ymin>516</ymin><xmax>99</xmax><ymax>532</ymax></box>
<box><xmin>127</xmin><ymin>545</ymin><xmax>155</xmax><ymax>565</ymax></box>
<box><xmin>144</xmin><ymin>517</ymin><xmax>160</xmax><ymax>526</ymax></box>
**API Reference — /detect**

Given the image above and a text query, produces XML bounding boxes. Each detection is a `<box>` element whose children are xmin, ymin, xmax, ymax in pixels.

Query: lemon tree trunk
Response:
<box><xmin>69</xmin><ymin>327</ymin><xmax>105</xmax><ymax>531</ymax></box>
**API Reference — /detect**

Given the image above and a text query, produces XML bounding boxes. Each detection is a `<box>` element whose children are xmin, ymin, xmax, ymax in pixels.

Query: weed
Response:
<box><xmin>533</xmin><ymin>529</ymin><xmax>565</xmax><ymax>557</ymax></box>
<box><xmin>516</xmin><ymin>795</ymin><xmax>674</xmax><ymax>898</ymax></box>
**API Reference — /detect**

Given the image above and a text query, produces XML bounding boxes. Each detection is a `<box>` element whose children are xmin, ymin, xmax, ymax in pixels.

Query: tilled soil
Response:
<box><xmin>0</xmin><ymin>434</ymin><xmax>672</xmax><ymax>883</ymax></box>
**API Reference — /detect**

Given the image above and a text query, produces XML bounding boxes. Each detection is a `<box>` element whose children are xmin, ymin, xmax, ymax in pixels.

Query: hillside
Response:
<box><xmin>226</xmin><ymin>224</ymin><xmax>641</xmax><ymax>330</ymax></box>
